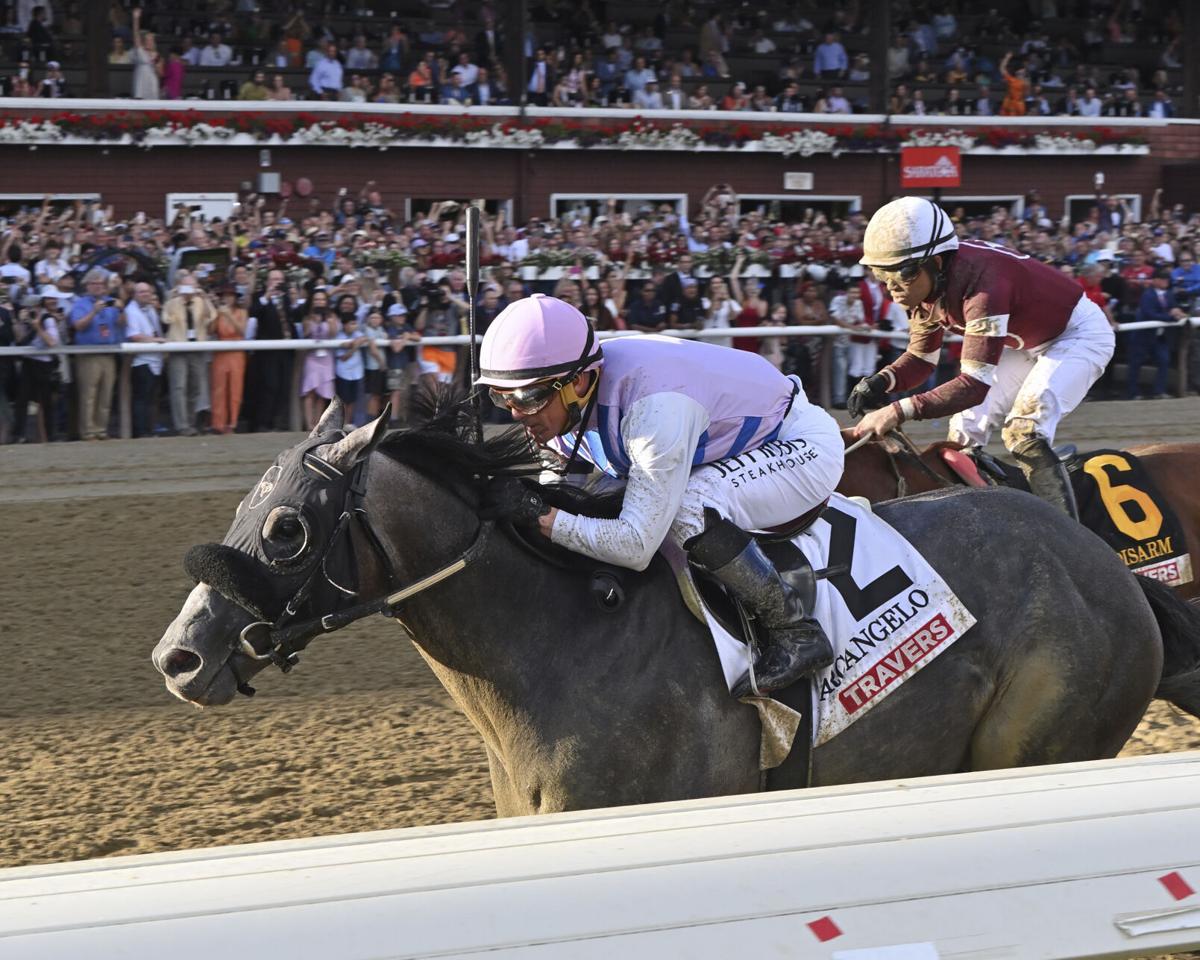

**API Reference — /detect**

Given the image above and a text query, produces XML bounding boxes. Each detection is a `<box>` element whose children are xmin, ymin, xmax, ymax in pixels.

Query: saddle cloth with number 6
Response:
<box><xmin>670</xmin><ymin>493</ymin><xmax>977</xmax><ymax>748</ymax></box>
<box><xmin>1068</xmin><ymin>450</ymin><xmax>1192</xmax><ymax>588</ymax></box>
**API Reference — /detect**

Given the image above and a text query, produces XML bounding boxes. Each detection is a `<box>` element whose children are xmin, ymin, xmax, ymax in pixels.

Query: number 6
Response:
<box><xmin>1082</xmin><ymin>454</ymin><xmax>1162</xmax><ymax>541</ymax></box>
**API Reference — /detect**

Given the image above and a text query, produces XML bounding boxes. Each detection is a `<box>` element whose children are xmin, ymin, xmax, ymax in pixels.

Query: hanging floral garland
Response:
<box><xmin>0</xmin><ymin>110</ymin><xmax>1149</xmax><ymax>155</ymax></box>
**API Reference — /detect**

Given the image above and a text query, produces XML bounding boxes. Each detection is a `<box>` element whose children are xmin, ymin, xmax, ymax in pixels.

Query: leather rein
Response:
<box><xmin>848</xmin><ymin>428</ymin><xmax>952</xmax><ymax>500</ymax></box>
<box><xmin>231</xmin><ymin>452</ymin><xmax>493</xmax><ymax>695</ymax></box>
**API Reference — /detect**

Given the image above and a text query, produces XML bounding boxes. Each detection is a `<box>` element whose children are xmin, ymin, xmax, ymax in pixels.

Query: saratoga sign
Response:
<box><xmin>900</xmin><ymin>145</ymin><xmax>962</xmax><ymax>187</ymax></box>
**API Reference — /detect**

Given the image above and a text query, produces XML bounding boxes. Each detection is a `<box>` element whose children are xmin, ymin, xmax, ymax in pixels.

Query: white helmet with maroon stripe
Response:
<box><xmin>860</xmin><ymin>197</ymin><xmax>958</xmax><ymax>269</ymax></box>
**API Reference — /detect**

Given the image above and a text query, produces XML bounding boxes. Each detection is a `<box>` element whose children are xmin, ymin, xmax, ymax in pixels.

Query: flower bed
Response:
<box><xmin>0</xmin><ymin>110</ymin><xmax>1151</xmax><ymax>156</ymax></box>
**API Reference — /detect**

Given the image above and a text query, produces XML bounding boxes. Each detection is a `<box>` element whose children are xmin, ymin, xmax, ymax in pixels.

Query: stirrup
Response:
<box><xmin>732</xmin><ymin>623</ymin><xmax>833</xmax><ymax>698</ymax></box>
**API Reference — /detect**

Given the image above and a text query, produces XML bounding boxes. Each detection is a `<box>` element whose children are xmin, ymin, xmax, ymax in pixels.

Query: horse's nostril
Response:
<box><xmin>162</xmin><ymin>648</ymin><xmax>202</xmax><ymax>678</ymax></box>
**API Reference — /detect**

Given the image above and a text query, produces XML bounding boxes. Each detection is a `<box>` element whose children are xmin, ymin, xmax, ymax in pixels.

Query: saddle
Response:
<box><xmin>687</xmin><ymin>499</ymin><xmax>835</xmax><ymax>790</ymax></box>
<box><xmin>513</xmin><ymin>499</ymin><xmax>835</xmax><ymax>786</ymax></box>
<box><xmin>689</xmin><ymin>498</ymin><xmax>830</xmax><ymax>638</ymax></box>
<box><xmin>939</xmin><ymin>445</ymin><xmax>1078</xmax><ymax>490</ymax></box>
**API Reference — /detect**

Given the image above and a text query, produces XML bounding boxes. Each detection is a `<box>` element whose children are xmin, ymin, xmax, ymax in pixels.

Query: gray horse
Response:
<box><xmin>153</xmin><ymin>401</ymin><xmax>1200</xmax><ymax>815</ymax></box>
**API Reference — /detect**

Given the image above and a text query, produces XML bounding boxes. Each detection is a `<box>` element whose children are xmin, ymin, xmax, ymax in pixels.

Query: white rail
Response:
<box><xmin>3</xmin><ymin>319</ymin><xmax>1193</xmax><ymax>436</ymax></box>
<box><xmin>1</xmin><ymin>318</ymin><xmax>1196</xmax><ymax>356</ymax></box>
<box><xmin>1</xmin><ymin>753</ymin><xmax>1198</xmax><ymax>959</ymax></box>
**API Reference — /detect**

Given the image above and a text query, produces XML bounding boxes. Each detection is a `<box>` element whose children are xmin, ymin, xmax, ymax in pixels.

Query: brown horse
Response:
<box><xmin>838</xmin><ymin>430</ymin><xmax>1200</xmax><ymax>603</ymax></box>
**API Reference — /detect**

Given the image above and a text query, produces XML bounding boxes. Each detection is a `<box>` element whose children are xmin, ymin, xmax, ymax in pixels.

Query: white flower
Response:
<box><xmin>0</xmin><ymin>120</ymin><xmax>63</xmax><ymax>143</ymax></box>
<box><xmin>616</xmin><ymin>122</ymin><xmax>700</xmax><ymax>150</ymax></box>
<box><xmin>759</xmin><ymin>129</ymin><xmax>837</xmax><ymax>157</ymax></box>
<box><xmin>464</xmin><ymin>123</ymin><xmax>545</xmax><ymax>148</ymax></box>
<box><xmin>1033</xmin><ymin>133</ymin><xmax>1095</xmax><ymax>152</ymax></box>
<box><xmin>901</xmin><ymin>128</ymin><xmax>976</xmax><ymax>150</ymax></box>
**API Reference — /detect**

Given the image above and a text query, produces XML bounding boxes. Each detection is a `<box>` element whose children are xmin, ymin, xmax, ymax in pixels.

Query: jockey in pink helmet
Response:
<box><xmin>477</xmin><ymin>294</ymin><xmax>846</xmax><ymax>697</ymax></box>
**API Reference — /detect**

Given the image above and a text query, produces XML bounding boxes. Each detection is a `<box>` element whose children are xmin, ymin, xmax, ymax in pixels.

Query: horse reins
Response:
<box><xmin>892</xmin><ymin>428</ymin><xmax>954</xmax><ymax>492</ymax></box>
<box><xmin>850</xmin><ymin>428</ymin><xmax>952</xmax><ymax>500</ymax></box>
<box><xmin>232</xmin><ymin>452</ymin><xmax>493</xmax><ymax>694</ymax></box>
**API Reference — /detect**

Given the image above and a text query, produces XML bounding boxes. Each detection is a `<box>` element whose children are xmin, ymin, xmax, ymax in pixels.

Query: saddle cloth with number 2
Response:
<box><xmin>670</xmin><ymin>493</ymin><xmax>977</xmax><ymax>748</ymax></box>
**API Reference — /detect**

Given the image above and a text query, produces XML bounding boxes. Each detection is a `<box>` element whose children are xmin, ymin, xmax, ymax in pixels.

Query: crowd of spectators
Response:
<box><xmin>1</xmin><ymin>181</ymin><xmax>1197</xmax><ymax>444</ymax></box>
<box><xmin>0</xmin><ymin>1</ymin><xmax>1187</xmax><ymax>117</ymax></box>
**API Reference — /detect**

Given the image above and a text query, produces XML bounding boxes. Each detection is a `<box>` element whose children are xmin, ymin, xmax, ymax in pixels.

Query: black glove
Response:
<box><xmin>847</xmin><ymin>374</ymin><xmax>889</xmax><ymax>420</ymax></box>
<box><xmin>479</xmin><ymin>477</ymin><xmax>550</xmax><ymax>527</ymax></box>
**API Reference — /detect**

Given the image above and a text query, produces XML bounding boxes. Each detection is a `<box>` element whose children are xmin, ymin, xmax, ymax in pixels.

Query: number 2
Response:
<box><xmin>823</xmin><ymin>507</ymin><xmax>914</xmax><ymax>620</ymax></box>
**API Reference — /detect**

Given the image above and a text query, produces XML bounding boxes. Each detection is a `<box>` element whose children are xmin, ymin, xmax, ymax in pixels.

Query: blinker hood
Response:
<box><xmin>184</xmin><ymin>543</ymin><xmax>283</xmax><ymax>622</ymax></box>
<box><xmin>183</xmin><ymin>432</ymin><xmax>353</xmax><ymax>623</ymax></box>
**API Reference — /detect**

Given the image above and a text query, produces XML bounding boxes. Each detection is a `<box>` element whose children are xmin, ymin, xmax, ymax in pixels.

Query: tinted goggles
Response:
<box><xmin>871</xmin><ymin>260</ymin><xmax>927</xmax><ymax>284</ymax></box>
<box><xmin>488</xmin><ymin>380</ymin><xmax>560</xmax><ymax>415</ymax></box>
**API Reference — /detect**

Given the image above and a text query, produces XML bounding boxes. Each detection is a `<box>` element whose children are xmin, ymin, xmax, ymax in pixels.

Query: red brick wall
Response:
<box><xmin>2</xmin><ymin>123</ymin><xmax>1194</xmax><ymax>221</ymax></box>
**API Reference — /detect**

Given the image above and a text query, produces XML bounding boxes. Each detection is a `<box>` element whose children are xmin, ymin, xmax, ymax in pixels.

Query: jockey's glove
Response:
<box><xmin>479</xmin><ymin>477</ymin><xmax>550</xmax><ymax>527</ymax></box>
<box><xmin>847</xmin><ymin>374</ymin><xmax>889</xmax><ymax>419</ymax></box>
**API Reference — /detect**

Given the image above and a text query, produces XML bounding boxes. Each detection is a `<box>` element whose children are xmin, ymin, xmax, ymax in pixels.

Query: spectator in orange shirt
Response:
<box><xmin>408</xmin><ymin>59</ymin><xmax>433</xmax><ymax>103</ymax></box>
<box><xmin>999</xmin><ymin>51</ymin><xmax>1028</xmax><ymax>116</ymax></box>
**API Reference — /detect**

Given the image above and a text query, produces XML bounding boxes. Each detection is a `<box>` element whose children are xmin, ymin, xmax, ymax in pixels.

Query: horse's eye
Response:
<box><xmin>262</xmin><ymin>507</ymin><xmax>309</xmax><ymax>564</ymax></box>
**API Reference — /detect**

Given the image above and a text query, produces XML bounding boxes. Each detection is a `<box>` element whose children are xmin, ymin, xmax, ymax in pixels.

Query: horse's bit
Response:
<box><xmin>233</xmin><ymin>452</ymin><xmax>493</xmax><ymax>693</ymax></box>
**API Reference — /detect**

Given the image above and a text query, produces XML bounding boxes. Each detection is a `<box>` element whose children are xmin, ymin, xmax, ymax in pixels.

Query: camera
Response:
<box><xmin>418</xmin><ymin>278</ymin><xmax>442</xmax><ymax>304</ymax></box>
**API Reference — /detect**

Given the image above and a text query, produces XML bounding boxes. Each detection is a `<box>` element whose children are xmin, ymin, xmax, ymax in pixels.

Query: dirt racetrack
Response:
<box><xmin>3</xmin><ymin>398</ymin><xmax>1199</xmax><ymax>869</ymax></box>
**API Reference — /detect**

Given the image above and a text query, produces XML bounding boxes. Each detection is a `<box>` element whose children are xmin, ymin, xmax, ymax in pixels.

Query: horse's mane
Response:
<box><xmin>376</xmin><ymin>385</ymin><xmax>624</xmax><ymax>520</ymax></box>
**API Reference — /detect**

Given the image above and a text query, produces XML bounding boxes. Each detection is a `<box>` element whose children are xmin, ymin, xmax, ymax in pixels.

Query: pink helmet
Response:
<box><xmin>476</xmin><ymin>294</ymin><xmax>603</xmax><ymax>389</ymax></box>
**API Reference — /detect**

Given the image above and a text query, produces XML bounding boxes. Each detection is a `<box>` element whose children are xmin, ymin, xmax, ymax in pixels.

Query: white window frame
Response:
<box><xmin>0</xmin><ymin>192</ymin><xmax>102</xmax><ymax>201</ymax></box>
<box><xmin>166</xmin><ymin>192</ymin><xmax>240</xmax><ymax>223</ymax></box>
<box><xmin>549</xmin><ymin>192</ymin><xmax>688</xmax><ymax>222</ymax></box>
<box><xmin>1063</xmin><ymin>193</ymin><xmax>1142</xmax><ymax>224</ymax></box>
<box><xmin>736</xmin><ymin>193</ymin><xmax>863</xmax><ymax>216</ymax></box>
<box><xmin>0</xmin><ymin>192</ymin><xmax>105</xmax><ymax>225</ymax></box>
<box><xmin>917</xmin><ymin>194</ymin><xmax>1025</xmax><ymax>218</ymax></box>
<box><xmin>403</xmin><ymin>198</ymin><xmax>514</xmax><ymax>223</ymax></box>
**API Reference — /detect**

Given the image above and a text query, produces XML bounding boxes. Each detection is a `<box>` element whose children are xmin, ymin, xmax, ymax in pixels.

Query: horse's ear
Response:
<box><xmin>309</xmin><ymin>397</ymin><xmax>346</xmax><ymax>438</ymax></box>
<box><xmin>313</xmin><ymin>405</ymin><xmax>391</xmax><ymax>471</ymax></box>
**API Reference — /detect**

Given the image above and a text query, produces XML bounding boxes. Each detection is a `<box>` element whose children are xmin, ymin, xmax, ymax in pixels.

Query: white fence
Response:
<box><xmin>1</xmin><ymin>319</ymin><xmax>1196</xmax><ymax>436</ymax></box>
<box><xmin>1</xmin><ymin>752</ymin><xmax>1198</xmax><ymax>959</ymax></box>
<box><xmin>2</xmin><ymin>317</ymin><xmax>1196</xmax><ymax>354</ymax></box>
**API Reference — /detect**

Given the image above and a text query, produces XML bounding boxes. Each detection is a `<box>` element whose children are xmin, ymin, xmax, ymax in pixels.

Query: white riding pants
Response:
<box><xmin>948</xmin><ymin>294</ymin><xmax>1114</xmax><ymax>449</ymax></box>
<box><xmin>670</xmin><ymin>378</ymin><xmax>846</xmax><ymax>545</ymax></box>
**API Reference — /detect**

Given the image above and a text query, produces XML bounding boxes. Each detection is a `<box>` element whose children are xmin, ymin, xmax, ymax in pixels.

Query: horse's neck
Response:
<box><xmin>895</xmin><ymin>449</ymin><xmax>952</xmax><ymax>493</ymax></box>
<box><xmin>840</xmin><ymin>438</ymin><xmax>956</xmax><ymax>501</ymax></box>
<box><xmin>365</xmin><ymin>453</ymin><xmax>559</xmax><ymax>700</ymax></box>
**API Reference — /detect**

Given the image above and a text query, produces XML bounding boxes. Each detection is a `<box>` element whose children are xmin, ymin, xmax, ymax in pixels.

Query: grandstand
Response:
<box><xmin>0</xmin><ymin>1</ymin><xmax>1195</xmax><ymax>443</ymax></box>
<box><xmin>1</xmin><ymin>2</ymin><xmax>1193</xmax><ymax>117</ymax></box>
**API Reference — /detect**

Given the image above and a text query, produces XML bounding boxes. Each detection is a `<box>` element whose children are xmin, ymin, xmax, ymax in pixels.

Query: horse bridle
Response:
<box><xmin>231</xmin><ymin>451</ymin><xmax>493</xmax><ymax>694</ymax></box>
<box><xmin>849</xmin><ymin>428</ymin><xmax>952</xmax><ymax>500</ymax></box>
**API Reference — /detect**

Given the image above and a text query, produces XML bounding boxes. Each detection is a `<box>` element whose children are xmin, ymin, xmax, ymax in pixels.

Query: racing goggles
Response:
<box><xmin>489</xmin><ymin>379</ymin><xmax>560</xmax><ymax>415</ymax></box>
<box><xmin>871</xmin><ymin>260</ymin><xmax>928</xmax><ymax>284</ymax></box>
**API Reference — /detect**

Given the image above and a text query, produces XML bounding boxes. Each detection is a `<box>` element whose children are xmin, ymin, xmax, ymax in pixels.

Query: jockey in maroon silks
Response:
<box><xmin>849</xmin><ymin>197</ymin><xmax>1115</xmax><ymax>518</ymax></box>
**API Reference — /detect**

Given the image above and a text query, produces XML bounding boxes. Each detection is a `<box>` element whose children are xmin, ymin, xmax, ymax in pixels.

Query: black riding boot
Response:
<box><xmin>1011</xmin><ymin>436</ymin><xmax>1079</xmax><ymax>520</ymax></box>
<box><xmin>686</xmin><ymin>510</ymin><xmax>834</xmax><ymax>698</ymax></box>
